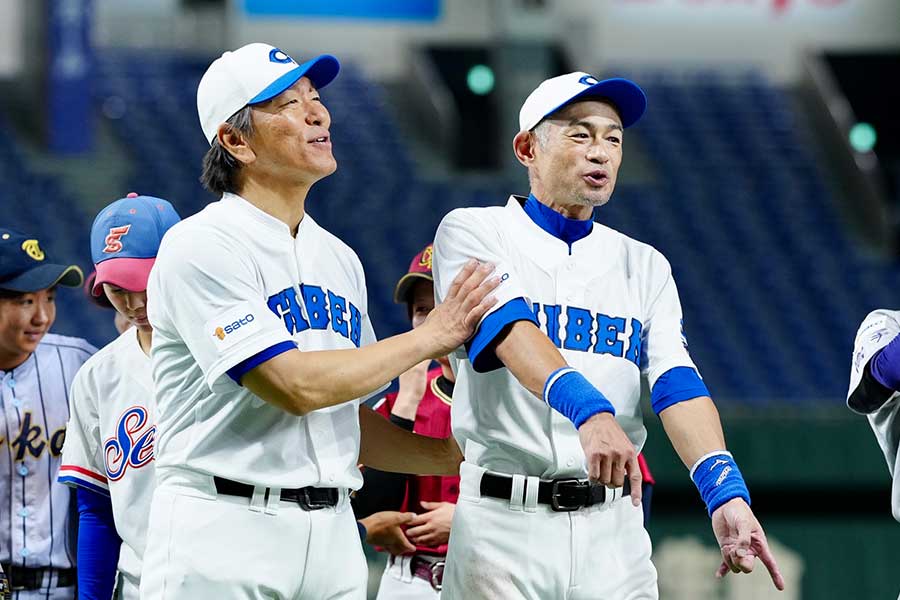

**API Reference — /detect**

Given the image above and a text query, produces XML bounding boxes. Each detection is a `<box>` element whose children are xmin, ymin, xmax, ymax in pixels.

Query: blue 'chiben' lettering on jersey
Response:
<box><xmin>532</xmin><ymin>302</ymin><xmax>642</xmax><ymax>366</ymax></box>
<box><xmin>267</xmin><ymin>285</ymin><xmax>362</xmax><ymax>347</ymax></box>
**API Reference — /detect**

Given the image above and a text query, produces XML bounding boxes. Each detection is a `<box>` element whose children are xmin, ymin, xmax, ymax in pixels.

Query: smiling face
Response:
<box><xmin>515</xmin><ymin>99</ymin><xmax>624</xmax><ymax>217</ymax></box>
<box><xmin>102</xmin><ymin>284</ymin><xmax>151</xmax><ymax>334</ymax></box>
<box><xmin>0</xmin><ymin>287</ymin><xmax>57</xmax><ymax>369</ymax></box>
<box><xmin>241</xmin><ymin>76</ymin><xmax>336</xmax><ymax>187</ymax></box>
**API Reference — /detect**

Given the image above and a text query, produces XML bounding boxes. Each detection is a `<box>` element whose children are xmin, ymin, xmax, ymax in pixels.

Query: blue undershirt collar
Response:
<box><xmin>522</xmin><ymin>194</ymin><xmax>593</xmax><ymax>251</ymax></box>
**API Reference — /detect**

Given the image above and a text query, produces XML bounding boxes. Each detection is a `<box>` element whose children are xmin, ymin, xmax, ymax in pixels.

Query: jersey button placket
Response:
<box><xmin>18</xmin><ymin>464</ymin><xmax>29</xmax><ymax>477</ymax></box>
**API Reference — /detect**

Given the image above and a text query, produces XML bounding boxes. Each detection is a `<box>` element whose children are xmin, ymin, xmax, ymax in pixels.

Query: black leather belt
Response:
<box><xmin>480</xmin><ymin>473</ymin><xmax>631</xmax><ymax>512</ymax></box>
<box><xmin>213</xmin><ymin>477</ymin><xmax>340</xmax><ymax>510</ymax></box>
<box><xmin>0</xmin><ymin>564</ymin><xmax>75</xmax><ymax>591</ymax></box>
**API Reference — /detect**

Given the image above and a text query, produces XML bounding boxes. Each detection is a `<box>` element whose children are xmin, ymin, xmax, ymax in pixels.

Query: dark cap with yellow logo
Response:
<box><xmin>393</xmin><ymin>243</ymin><xmax>434</xmax><ymax>304</ymax></box>
<box><xmin>0</xmin><ymin>227</ymin><xmax>84</xmax><ymax>293</ymax></box>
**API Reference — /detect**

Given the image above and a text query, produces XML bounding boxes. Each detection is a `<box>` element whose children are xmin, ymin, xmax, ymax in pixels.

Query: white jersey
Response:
<box><xmin>1</xmin><ymin>333</ymin><xmax>96</xmax><ymax>569</ymax></box>
<box><xmin>147</xmin><ymin>192</ymin><xmax>380</xmax><ymax>490</ymax></box>
<box><xmin>847</xmin><ymin>309</ymin><xmax>900</xmax><ymax>521</ymax></box>
<box><xmin>58</xmin><ymin>328</ymin><xmax>156</xmax><ymax>582</ymax></box>
<box><xmin>433</xmin><ymin>196</ymin><xmax>700</xmax><ymax>479</ymax></box>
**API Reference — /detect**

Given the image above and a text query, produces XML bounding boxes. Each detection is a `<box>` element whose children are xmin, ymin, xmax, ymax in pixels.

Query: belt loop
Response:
<box><xmin>401</xmin><ymin>555</ymin><xmax>414</xmax><ymax>583</ymax></box>
<box><xmin>248</xmin><ymin>485</ymin><xmax>267</xmax><ymax>513</ymax></box>
<box><xmin>509</xmin><ymin>474</ymin><xmax>526</xmax><ymax>511</ymax></box>
<box><xmin>524</xmin><ymin>476</ymin><xmax>540</xmax><ymax>512</ymax></box>
<box><xmin>265</xmin><ymin>487</ymin><xmax>281</xmax><ymax>515</ymax></box>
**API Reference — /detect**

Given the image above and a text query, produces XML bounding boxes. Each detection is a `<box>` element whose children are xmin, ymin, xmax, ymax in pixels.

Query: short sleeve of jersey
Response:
<box><xmin>150</xmin><ymin>228</ymin><xmax>295</xmax><ymax>393</ymax></box>
<box><xmin>433</xmin><ymin>209</ymin><xmax>536</xmax><ymax>367</ymax></box>
<box><xmin>641</xmin><ymin>254</ymin><xmax>707</xmax><ymax>406</ymax></box>
<box><xmin>58</xmin><ymin>367</ymin><xmax>109</xmax><ymax>496</ymax></box>
<box><xmin>848</xmin><ymin>310</ymin><xmax>900</xmax><ymax>414</ymax></box>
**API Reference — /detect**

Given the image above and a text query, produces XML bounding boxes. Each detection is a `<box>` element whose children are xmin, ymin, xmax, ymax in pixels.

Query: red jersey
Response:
<box><xmin>375</xmin><ymin>367</ymin><xmax>459</xmax><ymax>556</ymax></box>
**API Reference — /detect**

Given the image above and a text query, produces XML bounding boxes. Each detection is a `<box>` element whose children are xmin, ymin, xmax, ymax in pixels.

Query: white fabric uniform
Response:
<box><xmin>376</xmin><ymin>556</ymin><xmax>441</xmax><ymax>600</ymax></box>
<box><xmin>142</xmin><ymin>192</ymin><xmax>380</xmax><ymax>600</ymax></box>
<box><xmin>58</xmin><ymin>328</ymin><xmax>156</xmax><ymax>598</ymax></box>
<box><xmin>433</xmin><ymin>197</ymin><xmax>702</xmax><ymax>599</ymax></box>
<box><xmin>847</xmin><ymin>309</ymin><xmax>900</xmax><ymax>521</ymax></box>
<box><xmin>1</xmin><ymin>333</ymin><xmax>96</xmax><ymax>600</ymax></box>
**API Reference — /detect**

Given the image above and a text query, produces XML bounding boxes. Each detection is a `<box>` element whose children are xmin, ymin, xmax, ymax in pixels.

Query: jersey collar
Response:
<box><xmin>220</xmin><ymin>192</ymin><xmax>314</xmax><ymax>238</ymax></box>
<box><xmin>520</xmin><ymin>194</ymin><xmax>593</xmax><ymax>249</ymax></box>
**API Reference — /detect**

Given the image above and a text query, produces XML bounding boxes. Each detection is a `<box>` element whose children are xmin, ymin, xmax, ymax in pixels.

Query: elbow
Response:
<box><xmin>284</xmin><ymin>385</ymin><xmax>331</xmax><ymax>417</ymax></box>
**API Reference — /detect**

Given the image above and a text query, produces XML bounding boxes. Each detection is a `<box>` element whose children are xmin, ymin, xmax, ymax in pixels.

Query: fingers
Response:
<box><xmin>454</xmin><ymin>262</ymin><xmax>495</xmax><ymax>306</ymax></box>
<box><xmin>626</xmin><ymin>455</ymin><xmax>643</xmax><ymax>507</ymax></box>
<box><xmin>405</xmin><ymin>523</ymin><xmax>429</xmax><ymax>539</ymax></box>
<box><xmin>419</xmin><ymin>501</ymin><xmax>441</xmax><ymax>510</ymax></box>
<box><xmin>730</xmin><ymin>516</ymin><xmax>752</xmax><ymax>572</ymax></box>
<box><xmin>464</xmin><ymin>291</ymin><xmax>499</xmax><ymax>332</ymax></box>
<box><xmin>445</xmin><ymin>259</ymin><xmax>478</xmax><ymax>302</ymax></box>
<box><xmin>387</xmin><ymin>535</ymin><xmax>416</xmax><ymax>555</ymax></box>
<box><xmin>754</xmin><ymin>533</ymin><xmax>786</xmax><ymax>591</ymax></box>
<box><xmin>389</xmin><ymin>512</ymin><xmax>416</xmax><ymax>526</ymax></box>
<box><xmin>714</xmin><ymin>561</ymin><xmax>729</xmax><ymax>579</ymax></box>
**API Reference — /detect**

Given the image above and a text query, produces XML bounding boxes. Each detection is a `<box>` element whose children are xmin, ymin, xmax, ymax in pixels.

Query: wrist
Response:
<box><xmin>391</xmin><ymin>401</ymin><xmax>418</xmax><ymax>421</ymax></box>
<box><xmin>690</xmin><ymin>451</ymin><xmax>751</xmax><ymax>517</ymax></box>
<box><xmin>545</xmin><ymin>367</ymin><xmax>616</xmax><ymax>428</ymax></box>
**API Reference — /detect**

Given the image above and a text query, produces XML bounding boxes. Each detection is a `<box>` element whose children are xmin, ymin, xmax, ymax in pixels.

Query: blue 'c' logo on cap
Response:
<box><xmin>269</xmin><ymin>48</ymin><xmax>295</xmax><ymax>65</ymax></box>
<box><xmin>579</xmin><ymin>75</ymin><xmax>599</xmax><ymax>86</ymax></box>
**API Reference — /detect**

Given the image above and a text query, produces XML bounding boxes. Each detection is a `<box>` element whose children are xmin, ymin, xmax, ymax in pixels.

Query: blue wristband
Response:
<box><xmin>872</xmin><ymin>335</ymin><xmax>900</xmax><ymax>392</ymax></box>
<box><xmin>690</xmin><ymin>451</ymin><xmax>751</xmax><ymax>517</ymax></box>
<box><xmin>356</xmin><ymin>520</ymin><xmax>367</xmax><ymax>543</ymax></box>
<box><xmin>544</xmin><ymin>367</ymin><xmax>616</xmax><ymax>428</ymax></box>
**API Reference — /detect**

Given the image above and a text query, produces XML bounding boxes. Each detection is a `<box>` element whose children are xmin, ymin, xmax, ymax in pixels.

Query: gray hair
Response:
<box><xmin>199</xmin><ymin>106</ymin><xmax>255</xmax><ymax>195</ymax></box>
<box><xmin>532</xmin><ymin>120</ymin><xmax>552</xmax><ymax>149</ymax></box>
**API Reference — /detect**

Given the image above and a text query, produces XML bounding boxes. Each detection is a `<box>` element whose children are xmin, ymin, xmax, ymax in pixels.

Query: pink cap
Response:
<box><xmin>91</xmin><ymin>257</ymin><xmax>156</xmax><ymax>296</ymax></box>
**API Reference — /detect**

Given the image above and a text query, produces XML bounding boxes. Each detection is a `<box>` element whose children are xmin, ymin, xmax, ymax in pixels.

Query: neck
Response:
<box><xmin>137</xmin><ymin>328</ymin><xmax>153</xmax><ymax>357</ymax></box>
<box><xmin>440</xmin><ymin>362</ymin><xmax>455</xmax><ymax>382</ymax></box>
<box><xmin>0</xmin><ymin>351</ymin><xmax>30</xmax><ymax>371</ymax></box>
<box><xmin>530</xmin><ymin>184</ymin><xmax>593</xmax><ymax>221</ymax></box>
<box><xmin>238</xmin><ymin>176</ymin><xmax>312</xmax><ymax>236</ymax></box>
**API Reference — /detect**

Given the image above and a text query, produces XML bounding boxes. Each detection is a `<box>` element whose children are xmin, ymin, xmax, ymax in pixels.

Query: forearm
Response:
<box><xmin>76</xmin><ymin>488</ymin><xmax>121</xmax><ymax>600</ymax></box>
<box><xmin>658</xmin><ymin>396</ymin><xmax>726</xmax><ymax>467</ymax></box>
<box><xmin>244</xmin><ymin>328</ymin><xmax>437</xmax><ymax>416</ymax></box>
<box><xmin>359</xmin><ymin>405</ymin><xmax>460</xmax><ymax>475</ymax></box>
<box><xmin>494</xmin><ymin>321</ymin><xmax>568</xmax><ymax>397</ymax></box>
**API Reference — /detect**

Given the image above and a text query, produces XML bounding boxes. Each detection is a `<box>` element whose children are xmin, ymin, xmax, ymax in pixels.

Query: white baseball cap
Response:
<box><xmin>197</xmin><ymin>42</ymin><xmax>340</xmax><ymax>144</ymax></box>
<box><xmin>519</xmin><ymin>72</ymin><xmax>647</xmax><ymax>132</ymax></box>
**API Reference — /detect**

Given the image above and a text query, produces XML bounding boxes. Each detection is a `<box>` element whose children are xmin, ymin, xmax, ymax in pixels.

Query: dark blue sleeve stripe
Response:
<box><xmin>465</xmin><ymin>298</ymin><xmax>539</xmax><ymax>373</ymax></box>
<box><xmin>651</xmin><ymin>366</ymin><xmax>710</xmax><ymax>414</ymax></box>
<box><xmin>226</xmin><ymin>341</ymin><xmax>298</xmax><ymax>385</ymax></box>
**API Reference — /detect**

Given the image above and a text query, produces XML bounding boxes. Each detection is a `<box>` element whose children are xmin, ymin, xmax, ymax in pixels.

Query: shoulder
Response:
<box><xmin>439</xmin><ymin>205</ymin><xmax>507</xmax><ymax>229</ymax></box>
<box><xmin>594</xmin><ymin>224</ymin><xmax>672</xmax><ymax>275</ymax></box>
<box><xmin>39</xmin><ymin>333</ymin><xmax>97</xmax><ymax>361</ymax></box>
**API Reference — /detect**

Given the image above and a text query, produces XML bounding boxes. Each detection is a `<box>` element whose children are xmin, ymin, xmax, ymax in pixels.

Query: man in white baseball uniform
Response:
<box><xmin>848</xmin><ymin>309</ymin><xmax>900</xmax><ymax>521</ymax></box>
<box><xmin>58</xmin><ymin>194</ymin><xmax>181</xmax><ymax>600</ymax></box>
<box><xmin>432</xmin><ymin>72</ymin><xmax>785</xmax><ymax>599</ymax></box>
<box><xmin>1</xmin><ymin>228</ymin><xmax>95</xmax><ymax>599</ymax></box>
<box><xmin>140</xmin><ymin>43</ymin><xmax>499</xmax><ymax>600</ymax></box>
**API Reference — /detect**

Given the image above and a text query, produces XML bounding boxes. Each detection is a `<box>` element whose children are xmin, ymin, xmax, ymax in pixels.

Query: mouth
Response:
<box><xmin>133</xmin><ymin>315</ymin><xmax>150</xmax><ymax>326</ymax></box>
<box><xmin>583</xmin><ymin>171</ymin><xmax>609</xmax><ymax>187</ymax></box>
<box><xmin>23</xmin><ymin>330</ymin><xmax>46</xmax><ymax>342</ymax></box>
<box><xmin>308</xmin><ymin>134</ymin><xmax>331</xmax><ymax>149</ymax></box>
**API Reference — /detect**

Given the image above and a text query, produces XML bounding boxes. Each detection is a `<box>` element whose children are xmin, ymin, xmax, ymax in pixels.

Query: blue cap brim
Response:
<box><xmin>249</xmin><ymin>54</ymin><xmax>341</xmax><ymax>105</ymax></box>
<box><xmin>1</xmin><ymin>264</ymin><xmax>84</xmax><ymax>293</ymax></box>
<box><xmin>548</xmin><ymin>78</ymin><xmax>647</xmax><ymax>129</ymax></box>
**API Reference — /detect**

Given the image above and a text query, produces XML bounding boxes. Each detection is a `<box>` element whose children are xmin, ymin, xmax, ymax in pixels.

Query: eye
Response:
<box><xmin>607</xmin><ymin>136</ymin><xmax>622</xmax><ymax>144</ymax></box>
<box><xmin>571</xmin><ymin>132</ymin><xmax>590</xmax><ymax>139</ymax></box>
<box><xmin>280</xmin><ymin>99</ymin><xmax>299</xmax><ymax>108</ymax></box>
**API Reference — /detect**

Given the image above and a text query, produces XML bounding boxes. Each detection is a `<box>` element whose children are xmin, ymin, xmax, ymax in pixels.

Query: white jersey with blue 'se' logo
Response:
<box><xmin>848</xmin><ymin>309</ymin><xmax>900</xmax><ymax>521</ymax></box>
<box><xmin>1</xmin><ymin>333</ymin><xmax>95</xmax><ymax>570</ymax></box>
<box><xmin>58</xmin><ymin>328</ymin><xmax>156</xmax><ymax>586</ymax></box>
<box><xmin>433</xmin><ymin>196</ymin><xmax>700</xmax><ymax>479</ymax></box>
<box><xmin>147</xmin><ymin>193</ymin><xmax>380</xmax><ymax>490</ymax></box>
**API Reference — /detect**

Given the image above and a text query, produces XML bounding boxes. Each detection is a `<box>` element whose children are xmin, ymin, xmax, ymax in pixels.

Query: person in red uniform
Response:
<box><xmin>352</xmin><ymin>245</ymin><xmax>657</xmax><ymax>598</ymax></box>
<box><xmin>352</xmin><ymin>244</ymin><xmax>456</xmax><ymax>598</ymax></box>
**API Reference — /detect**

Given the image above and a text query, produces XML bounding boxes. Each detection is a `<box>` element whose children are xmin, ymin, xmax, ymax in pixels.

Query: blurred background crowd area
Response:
<box><xmin>1</xmin><ymin>0</ymin><xmax>899</xmax><ymax>597</ymax></box>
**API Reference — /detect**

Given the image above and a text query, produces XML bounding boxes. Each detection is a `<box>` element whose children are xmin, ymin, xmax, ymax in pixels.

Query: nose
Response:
<box><xmin>31</xmin><ymin>300</ymin><xmax>51</xmax><ymax>326</ymax></box>
<box><xmin>585</xmin><ymin>141</ymin><xmax>610</xmax><ymax>164</ymax></box>
<box><xmin>126</xmin><ymin>293</ymin><xmax>146</xmax><ymax>311</ymax></box>
<box><xmin>306</xmin><ymin>101</ymin><xmax>330</xmax><ymax>128</ymax></box>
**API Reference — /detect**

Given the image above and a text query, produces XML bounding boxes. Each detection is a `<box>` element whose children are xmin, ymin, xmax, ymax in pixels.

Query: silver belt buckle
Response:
<box><xmin>430</xmin><ymin>560</ymin><xmax>445</xmax><ymax>592</ymax></box>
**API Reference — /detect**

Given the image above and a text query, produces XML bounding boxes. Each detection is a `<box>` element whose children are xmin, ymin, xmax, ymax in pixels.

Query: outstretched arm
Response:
<box><xmin>660</xmin><ymin>398</ymin><xmax>785</xmax><ymax>591</ymax></box>
<box><xmin>243</xmin><ymin>261</ymin><xmax>498</xmax><ymax>415</ymax></box>
<box><xmin>358</xmin><ymin>405</ymin><xmax>462</xmax><ymax>475</ymax></box>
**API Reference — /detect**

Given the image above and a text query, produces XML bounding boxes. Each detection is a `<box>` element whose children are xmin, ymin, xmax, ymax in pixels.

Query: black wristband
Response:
<box><xmin>389</xmin><ymin>413</ymin><xmax>415</xmax><ymax>431</ymax></box>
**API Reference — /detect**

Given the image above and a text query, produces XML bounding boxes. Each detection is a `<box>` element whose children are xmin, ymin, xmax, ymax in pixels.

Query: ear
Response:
<box><xmin>513</xmin><ymin>130</ymin><xmax>537</xmax><ymax>169</ymax></box>
<box><xmin>217</xmin><ymin>122</ymin><xmax>257</xmax><ymax>166</ymax></box>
